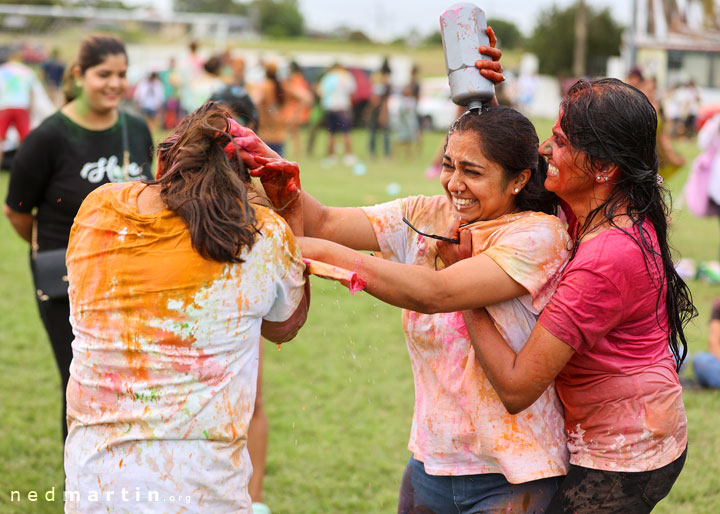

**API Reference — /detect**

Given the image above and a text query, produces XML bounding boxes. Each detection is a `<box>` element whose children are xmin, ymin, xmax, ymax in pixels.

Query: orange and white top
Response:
<box><xmin>64</xmin><ymin>182</ymin><xmax>305</xmax><ymax>513</ymax></box>
<box><xmin>362</xmin><ymin>195</ymin><xmax>571</xmax><ymax>483</ymax></box>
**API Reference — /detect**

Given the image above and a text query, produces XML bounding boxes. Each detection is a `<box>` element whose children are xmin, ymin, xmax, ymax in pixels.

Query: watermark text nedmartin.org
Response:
<box><xmin>8</xmin><ymin>487</ymin><xmax>192</xmax><ymax>504</ymax></box>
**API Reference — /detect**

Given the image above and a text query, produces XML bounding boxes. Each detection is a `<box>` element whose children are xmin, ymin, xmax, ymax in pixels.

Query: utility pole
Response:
<box><xmin>573</xmin><ymin>0</ymin><xmax>587</xmax><ymax>77</ymax></box>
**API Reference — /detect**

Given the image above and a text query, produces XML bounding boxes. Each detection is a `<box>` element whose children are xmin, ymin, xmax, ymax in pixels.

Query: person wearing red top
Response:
<box><xmin>444</xmin><ymin>78</ymin><xmax>695</xmax><ymax>513</ymax></box>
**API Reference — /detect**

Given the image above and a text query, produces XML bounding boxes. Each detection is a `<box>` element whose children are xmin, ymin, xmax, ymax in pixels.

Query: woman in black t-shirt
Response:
<box><xmin>3</xmin><ymin>35</ymin><xmax>153</xmax><ymax>442</ymax></box>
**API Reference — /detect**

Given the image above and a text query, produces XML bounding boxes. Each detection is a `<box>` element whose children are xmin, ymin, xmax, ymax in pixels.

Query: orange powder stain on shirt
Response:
<box><xmin>64</xmin><ymin>182</ymin><xmax>307</xmax><ymax>513</ymax></box>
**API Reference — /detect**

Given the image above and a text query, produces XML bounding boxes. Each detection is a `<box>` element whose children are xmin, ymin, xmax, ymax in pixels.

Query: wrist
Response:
<box><xmin>278</xmin><ymin>198</ymin><xmax>301</xmax><ymax>214</ymax></box>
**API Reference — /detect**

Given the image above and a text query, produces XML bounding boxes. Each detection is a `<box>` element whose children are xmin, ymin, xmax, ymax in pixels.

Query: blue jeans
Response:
<box><xmin>693</xmin><ymin>352</ymin><xmax>720</xmax><ymax>388</ymax></box>
<box><xmin>398</xmin><ymin>457</ymin><xmax>562</xmax><ymax>514</ymax></box>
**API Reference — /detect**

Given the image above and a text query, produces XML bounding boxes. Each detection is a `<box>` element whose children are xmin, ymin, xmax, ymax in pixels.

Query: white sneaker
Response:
<box><xmin>342</xmin><ymin>153</ymin><xmax>358</xmax><ymax>166</ymax></box>
<box><xmin>252</xmin><ymin>502</ymin><xmax>271</xmax><ymax>514</ymax></box>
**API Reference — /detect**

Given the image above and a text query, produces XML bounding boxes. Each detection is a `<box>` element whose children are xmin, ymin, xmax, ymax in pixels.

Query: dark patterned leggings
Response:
<box><xmin>546</xmin><ymin>446</ymin><xmax>687</xmax><ymax>513</ymax></box>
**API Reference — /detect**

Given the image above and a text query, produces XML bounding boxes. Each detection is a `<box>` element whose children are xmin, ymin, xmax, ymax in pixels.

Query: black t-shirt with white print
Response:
<box><xmin>5</xmin><ymin>110</ymin><xmax>153</xmax><ymax>251</ymax></box>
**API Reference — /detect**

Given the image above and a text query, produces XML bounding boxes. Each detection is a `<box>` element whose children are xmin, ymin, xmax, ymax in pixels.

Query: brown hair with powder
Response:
<box><xmin>153</xmin><ymin>101</ymin><xmax>260</xmax><ymax>263</ymax></box>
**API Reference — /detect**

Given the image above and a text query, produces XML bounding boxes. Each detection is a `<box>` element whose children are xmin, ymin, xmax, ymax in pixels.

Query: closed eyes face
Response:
<box><xmin>440</xmin><ymin>130</ymin><xmax>518</xmax><ymax>223</ymax></box>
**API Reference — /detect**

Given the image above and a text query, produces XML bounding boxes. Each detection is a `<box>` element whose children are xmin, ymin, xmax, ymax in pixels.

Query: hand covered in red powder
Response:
<box><xmin>475</xmin><ymin>26</ymin><xmax>504</xmax><ymax>86</ymax></box>
<box><xmin>436</xmin><ymin>218</ymin><xmax>472</xmax><ymax>267</ymax></box>
<box><xmin>250</xmin><ymin>156</ymin><xmax>302</xmax><ymax>212</ymax></box>
<box><xmin>223</xmin><ymin>119</ymin><xmax>280</xmax><ymax>169</ymax></box>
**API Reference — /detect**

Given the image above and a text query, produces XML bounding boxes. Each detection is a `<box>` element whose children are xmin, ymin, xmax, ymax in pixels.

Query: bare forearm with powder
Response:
<box><xmin>298</xmin><ymin>237</ymin><xmax>528</xmax><ymax>314</ymax></box>
<box><xmin>462</xmin><ymin>308</ymin><xmax>575</xmax><ymax>414</ymax></box>
<box><xmin>298</xmin><ymin>191</ymin><xmax>380</xmax><ymax>251</ymax></box>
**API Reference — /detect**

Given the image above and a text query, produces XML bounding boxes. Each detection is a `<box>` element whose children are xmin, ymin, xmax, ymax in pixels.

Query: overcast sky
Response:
<box><xmin>297</xmin><ymin>0</ymin><xmax>633</xmax><ymax>41</ymax></box>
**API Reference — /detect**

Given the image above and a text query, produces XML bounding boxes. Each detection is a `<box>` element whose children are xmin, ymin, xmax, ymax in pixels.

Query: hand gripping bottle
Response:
<box><xmin>440</xmin><ymin>3</ymin><xmax>494</xmax><ymax>111</ymax></box>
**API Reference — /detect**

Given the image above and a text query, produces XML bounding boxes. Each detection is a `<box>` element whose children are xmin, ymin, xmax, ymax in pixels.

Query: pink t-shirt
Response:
<box><xmin>363</xmin><ymin>195</ymin><xmax>570</xmax><ymax>482</ymax></box>
<box><xmin>540</xmin><ymin>224</ymin><xmax>688</xmax><ymax>472</ymax></box>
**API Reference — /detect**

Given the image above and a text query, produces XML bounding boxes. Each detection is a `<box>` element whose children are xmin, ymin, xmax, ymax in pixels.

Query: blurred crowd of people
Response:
<box><xmin>126</xmin><ymin>45</ymin><xmax>429</xmax><ymax>168</ymax></box>
<box><xmin>125</xmin><ymin>44</ymin><xmax>425</xmax><ymax>166</ymax></box>
<box><xmin>2</xmin><ymin>40</ymin><xmax>430</xmax><ymax>171</ymax></box>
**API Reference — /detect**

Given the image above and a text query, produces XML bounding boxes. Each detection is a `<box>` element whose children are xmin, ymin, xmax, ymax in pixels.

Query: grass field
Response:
<box><xmin>1</xmin><ymin>123</ymin><xmax>719</xmax><ymax>513</ymax></box>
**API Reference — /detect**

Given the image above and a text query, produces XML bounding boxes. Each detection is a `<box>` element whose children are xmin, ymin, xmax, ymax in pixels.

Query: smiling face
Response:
<box><xmin>440</xmin><ymin>130</ymin><xmax>519</xmax><ymax>223</ymax></box>
<box><xmin>539</xmin><ymin>115</ymin><xmax>596</xmax><ymax>203</ymax></box>
<box><xmin>76</xmin><ymin>53</ymin><xmax>128</xmax><ymax>114</ymax></box>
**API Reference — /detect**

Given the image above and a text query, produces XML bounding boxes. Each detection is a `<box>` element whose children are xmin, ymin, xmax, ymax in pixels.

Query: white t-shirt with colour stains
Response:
<box><xmin>362</xmin><ymin>195</ymin><xmax>571</xmax><ymax>482</ymax></box>
<box><xmin>64</xmin><ymin>182</ymin><xmax>305</xmax><ymax>513</ymax></box>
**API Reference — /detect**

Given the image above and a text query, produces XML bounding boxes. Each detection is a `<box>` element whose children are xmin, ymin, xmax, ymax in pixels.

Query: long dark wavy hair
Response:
<box><xmin>152</xmin><ymin>101</ymin><xmax>260</xmax><ymax>263</ymax></box>
<box><xmin>560</xmin><ymin>78</ymin><xmax>696</xmax><ymax>369</ymax></box>
<box><xmin>448</xmin><ymin>105</ymin><xmax>559</xmax><ymax>215</ymax></box>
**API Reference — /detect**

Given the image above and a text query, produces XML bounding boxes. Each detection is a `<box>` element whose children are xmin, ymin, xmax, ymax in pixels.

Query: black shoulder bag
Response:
<box><xmin>32</xmin><ymin>221</ymin><xmax>69</xmax><ymax>301</ymax></box>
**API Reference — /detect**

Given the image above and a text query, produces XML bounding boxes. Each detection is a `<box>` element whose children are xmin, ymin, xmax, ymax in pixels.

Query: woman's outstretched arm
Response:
<box><xmin>298</xmin><ymin>236</ymin><xmax>528</xmax><ymax>313</ymax></box>
<box><xmin>235</xmin><ymin>134</ymin><xmax>382</xmax><ymax>252</ymax></box>
<box><xmin>462</xmin><ymin>309</ymin><xmax>575</xmax><ymax>414</ymax></box>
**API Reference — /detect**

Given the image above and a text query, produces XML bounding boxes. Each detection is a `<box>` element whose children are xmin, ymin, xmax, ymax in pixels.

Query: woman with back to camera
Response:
<box><xmin>447</xmin><ymin>78</ymin><xmax>693</xmax><ymax>513</ymax></box>
<box><xmin>64</xmin><ymin>102</ymin><xmax>309</xmax><ymax>513</ymax></box>
<box><xmin>3</xmin><ymin>34</ymin><xmax>153</xmax><ymax>442</ymax></box>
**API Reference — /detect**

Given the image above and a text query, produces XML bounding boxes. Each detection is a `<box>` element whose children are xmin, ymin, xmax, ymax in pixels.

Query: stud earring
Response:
<box><xmin>604</xmin><ymin>176</ymin><xmax>609</xmax><ymax>182</ymax></box>
<box><xmin>595</xmin><ymin>175</ymin><xmax>603</xmax><ymax>182</ymax></box>
<box><xmin>513</xmin><ymin>188</ymin><xmax>519</xmax><ymax>193</ymax></box>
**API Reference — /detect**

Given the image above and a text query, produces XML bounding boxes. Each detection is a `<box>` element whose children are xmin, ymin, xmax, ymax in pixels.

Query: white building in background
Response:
<box><xmin>625</xmin><ymin>0</ymin><xmax>720</xmax><ymax>102</ymax></box>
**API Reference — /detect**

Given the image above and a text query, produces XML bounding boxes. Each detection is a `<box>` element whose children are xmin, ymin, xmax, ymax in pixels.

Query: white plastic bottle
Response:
<box><xmin>440</xmin><ymin>2</ymin><xmax>495</xmax><ymax>111</ymax></box>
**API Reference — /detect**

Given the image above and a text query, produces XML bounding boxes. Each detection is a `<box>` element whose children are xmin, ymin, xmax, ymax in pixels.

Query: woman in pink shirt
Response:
<box><xmin>452</xmin><ymin>78</ymin><xmax>694</xmax><ymax>513</ymax></box>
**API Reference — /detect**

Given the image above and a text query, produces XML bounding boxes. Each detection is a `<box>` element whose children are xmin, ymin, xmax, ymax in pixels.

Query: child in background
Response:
<box><xmin>394</xmin><ymin>84</ymin><xmax>419</xmax><ymax>160</ymax></box>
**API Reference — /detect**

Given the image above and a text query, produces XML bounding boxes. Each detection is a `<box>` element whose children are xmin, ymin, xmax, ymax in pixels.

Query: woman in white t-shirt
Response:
<box><xmin>64</xmin><ymin>102</ymin><xmax>309</xmax><ymax>513</ymax></box>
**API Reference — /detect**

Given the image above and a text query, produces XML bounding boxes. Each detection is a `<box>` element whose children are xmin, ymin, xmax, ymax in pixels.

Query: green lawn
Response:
<box><xmin>1</xmin><ymin>125</ymin><xmax>719</xmax><ymax>513</ymax></box>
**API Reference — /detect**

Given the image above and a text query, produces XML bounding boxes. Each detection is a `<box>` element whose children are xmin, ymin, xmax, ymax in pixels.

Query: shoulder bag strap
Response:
<box><xmin>121</xmin><ymin>110</ymin><xmax>130</xmax><ymax>182</ymax></box>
